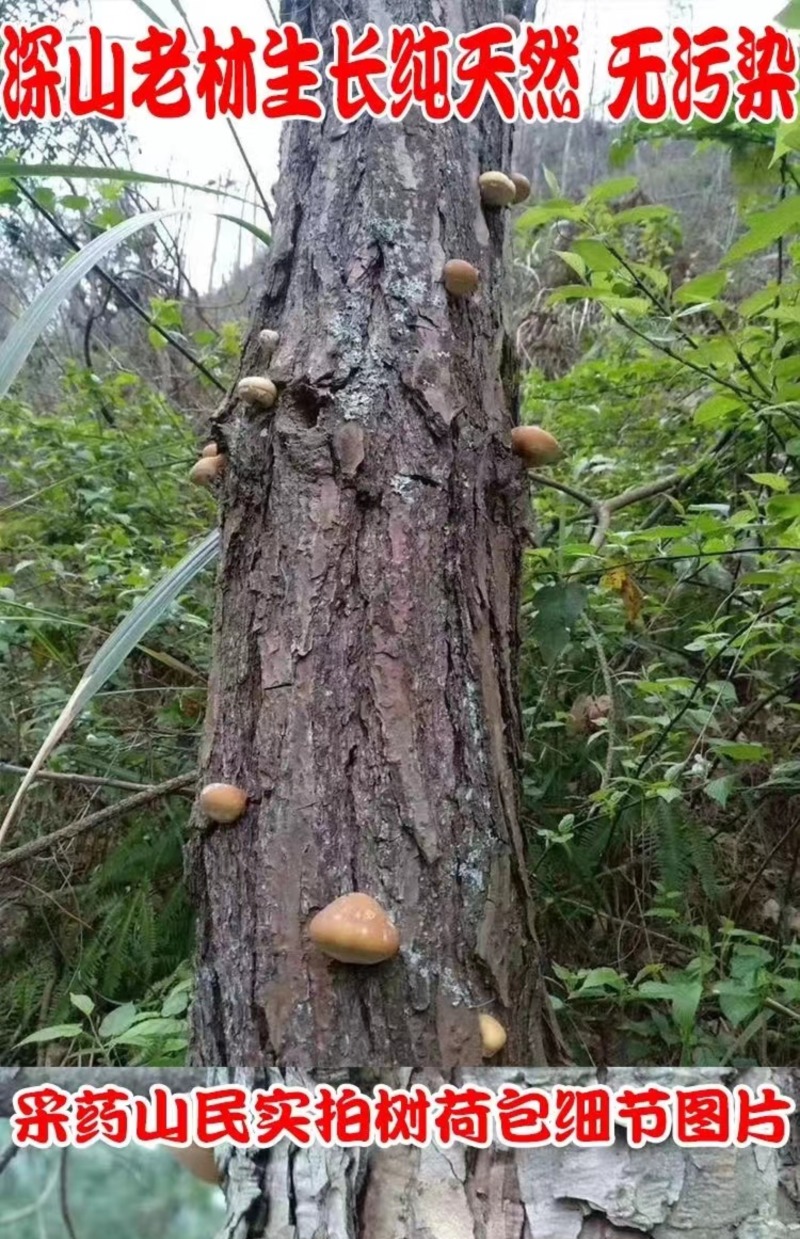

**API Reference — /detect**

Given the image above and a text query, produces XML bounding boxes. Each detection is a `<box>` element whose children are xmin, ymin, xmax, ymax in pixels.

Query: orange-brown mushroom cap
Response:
<box><xmin>478</xmin><ymin>1012</ymin><xmax>507</xmax><ymax>1057</ymax></box>
<box><xmin>308</xmin><ymin>892</ymin><xmax>400</xmax><ymax>964</ymax></box>
<box><xmin>510</xmin><ymin>425</ymin><xmax>562</xmax><ymax>467</ymax></box>
<box><xmin>198</xmin><ymin>782</ymin><xmax>248</xmax><ymax>824</ymax></box>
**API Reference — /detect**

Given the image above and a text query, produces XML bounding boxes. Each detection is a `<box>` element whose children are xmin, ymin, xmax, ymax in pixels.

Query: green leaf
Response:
<box><xmin>215</xmin><ymin>213</ymin><xmax>271</xmax><ymax>248</ymax></box>
<box><xmin>0</xmin><ymin>209</ymin><xmax>179</xmax><ymax>398</ymax></box>
<box><xmin>572</xmin><ymin>239</ymin><xmax>619</xmax><ymax>272</ymax></box>
<box><xmin>775</xmin><ymin>1</ymin><xmax>800</xmax><ymax>28</ymax></box>
<box><xmin>715</xmin><ymin>981</ymin><xmax>762</xmax><ymax>1026</ymax></box>
<box><xmin>0</xmin><ymin>159</ymin><xmax>251</xmax><ymax>206</ymax></box>
<box><xmin>705</xmin><ymin>775</ymin><xmax>736</xmax><ymax>807</ymax></box>
<box><xmin>726</xmin><ymin>197</ymin><xmax>800</xmax><ymax>263</ymax></box>
<box><xmin>98</xmin><ymin>1003</ymin><xmax>141</xmax><ymax>1038</ymax></box>
<box><xmin>15</xmin><ymin>1023</ymin><xmax>84</xmax><ymax>1047</ymax></box>
<box><xmin>693</xmin><ymin>394</ymin><xmax>744</xmax><ymax>427</ymax></box>
<box><xmin>708</xmin><ymin>740</ymin><xmax>770</xmax><ymax>762</ymax></box>
<box><xmin>585</xmin><ymin>176</ymin><xmax>639</xmax><ymax>203</ymax></box>
<box><xmin>69</xmin><ymin>992</ymin><xmax>94</xmax><ymax>1016</ymax></box>
<box><xmin>747</xmin><ymin>472</ymin><xmax>790</xmax><ymax>492</ymax></box>
<box><xmin>109</xmin><ymin>1017</ymin><xmax>187</xmax><ymax>1046</ymax></box>
<box><xmin>574</xmin><ymin>967</ymin><xmax>626</xmax><ymax>993</ymax></box>
<box><xmin>673</xmin><ymin>271</ymin><xmax>727</xmax><ymax>306</ymax></box>
<box><xmin>767</xmin><ymin>493</ymin><xmax>800</xmax><ymax>520</ymax></box>
<box><xmin>530</xmin><ymin>583</ymin><xmax>588</xmax><ymax>664</ymax></box>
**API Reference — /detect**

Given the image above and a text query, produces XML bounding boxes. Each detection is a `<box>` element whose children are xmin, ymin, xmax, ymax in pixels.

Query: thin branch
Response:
<box><xmin>0</xmin><ymin>773</ymin><xmax>197</xmax><ymax>869</ymax></box>
<box><xmin>606</xmin><ymin>473</ymin><xmax>683</xmax><ymax>513</ymax></box>
<box><xmin>0</xmin><ymin>1144</ymin><xmax>18</xmax><ymax>1177</ymax></box>
<box><xmin>583</xmin><ymin>613</ymin><xmax>616</xmax><ymax>792</ymax></box>
<box><xmin>0</xmin><ymin>764</ymin><xmax>163</xmax><ymax>793</ymax></box>
<box><xmin>59</xmin><ymin>1150</ymin><xmax>78</xmax><ymax>1239</ymax></box>
<box><xmin>526</xmin><ymin>472</ymin><xmax>597</xmax><ymax>510</ymax></box>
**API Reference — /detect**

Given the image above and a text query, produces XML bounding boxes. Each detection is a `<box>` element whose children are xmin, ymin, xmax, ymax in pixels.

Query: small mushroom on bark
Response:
<box><xmin>511</xmin><ymin>425</ymin><xmax>562</xmax><ymax>467</ymax></box>
<box><xmin>479</xmin><ymin>171</ymin><xmax>517</xmax><ymax>209</ymax></box>
<box><xmin>308</xmin><ymin>892</ymin><xmax>400</xmax><ymax>964</ymax></box>
<box><xmin>199</xmin><ymin>782</ymin><xmax>248</xmax><ymax>823</ymax></box>
<box><xmin>201</xmin><ymin>442</ymin><xmax>218</xmax><ymax>457</ymax></box>
<box><xmin>259</xmin><ymin>328</ymin><xmax>280</xmax><ymax>358</ymax></box>
<box><xmin>510</xmin><ymin>172</ymin><xmax>531</xmax><ymax>204</ymax></box>
<box><xmin>443</xmin><ymin>259</ymin><xmax>479</xmax><ymax>298</ymax></box>
<box><xmin>189</xmin><ymin>455</ymin><xmax>226</xmax><ymax>486</ymax></box>
<box><xmin>237</xmin><ymin>375</ymin><xmax>278</xmax><ymax>408</ymax></box>
<box><xmin>479</xmin><ymin>1013</ymin><xmax>507</xmax><ymax>1057</ymax></box>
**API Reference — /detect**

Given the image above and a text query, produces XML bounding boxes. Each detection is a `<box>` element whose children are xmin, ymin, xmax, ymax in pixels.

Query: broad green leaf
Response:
<box><xmin>574</xmin><ymin>967</ymin><xmax>626</xmax><ymax>993</ymax></box>
<box><xmin>70</xmin><ymin>992</ymin><xmax>95</xmax><ymax>1016</ymax></box>
<box><xmin>555</xmin><ymin>250</ymin><xmax>586</xmax><ymax>280</ymax></box>
<box><xmin>98</xmin><ymin>1002</ymin><xmax>141</xmax><ymax>1038</ymax></box>
<box><xmin>612</xmin><ymin>204</ymin><xmax>674</xmax><ymax>226</ymax></box>
<box><xmin>15</xmin><ymin>1024</ymin><xmax>84</xmax><ymax>1046</ymax></box>
<box><xmin>708</xmin><ymin>740</ymin><xmax>770</xmax><ymax>762</ymax></box>
<box><xmin>705</xmin><ymin>775</ymin><xmax>736</xmax><ymax>807</ymax></box>
<box><xmin>767</xmin><ymin>493</ymin><xmax>800</xmax><ymax>520</ymax></box>
<box><xmin>0</xmin><ymin>530</ymin><xmax>219</xmax><ymax>848</ymax></box>
<box><xmin>715</xmin><ymin>981</ymin><xmax>762</xmax><ymax>1026</ymax></box>
<box><xmin>726</xmin><ymin>196</ymin><xmax>800</xmax><ymax>263</ymax></box>
<box><xmin>693</xmin><ymin>394</ymin><xmax>744</xmax><ymax>427</ymax></box>
<box><xmin>747</xmin><ymin>472</ymin><xmax>790</xmax><ymax>492</ymax></box>
<box><xmin>674</xmin><ymin>271</ymin><xmax>727</xmax><ymax>306</ymax></box>
<box><xmin>517</xmin><ymin>200</ymin><xmax>586</xmax><ymax>229</ymax></box>
<box><xmin>109</xmin><ymin>1017</ymin><xmax>187</xmax><ymax>1046</ymax></box>
<box><xmin>572</xmin><ymin>239</ymin><xmax>619</xmax><ymax>272</ymax></box>
<box><xmin>585</xmin><ymin>176</ymin><xmax>638</xmax><ymax>203</ymax></box>
<box><xmin>530</xmin><ymin>583</ymin><xmax>588</xmax><ymax>664</ymax></box>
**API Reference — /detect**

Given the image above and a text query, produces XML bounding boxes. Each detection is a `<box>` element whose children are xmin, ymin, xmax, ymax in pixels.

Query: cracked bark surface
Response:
<box><xmin>212</xmin><ymin>1069</ymin><xmax>800</xmax><ymax>1239</ymax></box>
<box><xmin>187</xmin><ymin>0</ymin><xmax>556</xmax><ymax>1069</ymax></box>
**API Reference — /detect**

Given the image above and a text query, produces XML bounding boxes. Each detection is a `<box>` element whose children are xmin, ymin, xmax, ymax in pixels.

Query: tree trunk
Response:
<box><xmin>216</xmin><ymin>1069</ymin><xmax>800</xmax><ymax>1239</ymax></box>
<box><xmin>187</xmin><ymin>0</ymin><xmax>556</xmax><ymax>1068</ymax></box>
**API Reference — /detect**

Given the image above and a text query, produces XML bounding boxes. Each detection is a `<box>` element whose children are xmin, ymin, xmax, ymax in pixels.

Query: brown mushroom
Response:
<box><xmin>201</xmin><ymin>442</ymin><xmax>218</xmax><ymax>458</ymax></box>
<box><xmin>510</xmin><ymin>425</ymin><xmax>562</xmax><ymax>467</ymax></box>
<box><xmin>189</xmin><ymin>455</ymin><xmax>226</xmax><ymax>486</ymax></box>
<box><xmin>510</xmin><ymin>172</ymin><xmax>531</xmax><ymax>205</ymax></box>
<box><xmin>237</xmin><ymin>375</ymin><xmax>278</xmax><ymax>409</ymax></box>
<box><xmin>478</xmin><ymin>1013</ymin><xmax>507</xmax><ymax>1057</ymax></box>
<box><xmin>308</xmin><ymin>892</ymin><xmax>400</xmax><ymax>964</ymax></box>
<box><xmin>443</xmin><ymin>259</ymin><xmax>479</xmax><ymax>298</ymax></box>
<box><xmin>198</xmin><ymin>782</ymin><xmax>248</xmax><ymax>824</ymax></box>
<box><xmin>479</xmin><ymin>171</ymin><xmax>517</xmax><ymax>209</ymax></box>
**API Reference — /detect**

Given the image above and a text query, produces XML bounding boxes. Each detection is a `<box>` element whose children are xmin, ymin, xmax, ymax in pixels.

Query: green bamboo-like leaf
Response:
<box><xmin>0</xmin><ymin>208</ymin><xmax>269</xmax><ymax>396</ymax></box>
<box><xmin>0</xmin><ymin>159</ymin><xmax>252</xmax><ymax>206</ymax></box>
<box><xmin>0</xmin><ymin>208</ymin><xmax>180</xmax><ymax>397</ymax></box>
<box><xmin>0</xmin><ymin>530</ymin><xmax>220</xmax><ymax>848</ymax></box>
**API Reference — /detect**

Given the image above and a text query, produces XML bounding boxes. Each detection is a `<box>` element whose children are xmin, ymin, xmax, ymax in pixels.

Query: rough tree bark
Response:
<box><xmin>211</xmin><ymin>1068</ymin><xmax>798</xmax><ymax>1239</ymax></box>
<box><xmin>187</xmin><ymin>0</ymin><xmax>558</xmax><ymax>1069</ymax></box>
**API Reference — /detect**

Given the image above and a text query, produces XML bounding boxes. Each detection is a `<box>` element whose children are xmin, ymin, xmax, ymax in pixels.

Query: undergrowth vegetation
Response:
<box><xmin>2</xmin><ymin>108</ymin><xmax>800</xmax><ymax>1067</ymax></box>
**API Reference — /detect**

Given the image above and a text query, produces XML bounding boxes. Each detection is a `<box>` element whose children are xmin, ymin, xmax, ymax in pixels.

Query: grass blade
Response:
<box><xmin>0</xmin><ymin>208</ymin><xmax>179</xmax><ymax>397</ymax></box>
<box><xmin>0</xmin><ymin>530</ymin><xmax>220</xmax><ymax>849</ymax></box>
<box><xmin>0</xmin><ymin>160</ymin><xmax>253</xmax><ymax>206</ymax></box>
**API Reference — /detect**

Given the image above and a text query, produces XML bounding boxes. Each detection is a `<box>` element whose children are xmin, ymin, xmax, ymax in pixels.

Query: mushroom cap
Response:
<box><xmin>510</xmin><ymin>425</ymin><xmax>562</xmax><ymax>467</ymax></box>
<box><xmin>259</xmin><ymin>328</ymin><xmax>280</xmax><ymax>357</ymax></box>
<box><xmin>503</xmin><ymin>13</ymin><xmax>522</xmax><ymax>34</ymax></box>
<box><xmin>171</xmin><ymin>1143</ymin><xmax>220</xmax><ymax>1185</ymax></box>
<box><xmin>201</xmin><ymin>442</ymin><xmax>219</xmax><ymax>457</ymax></box>
<box><xmin>308</xmin><ymin>892</ymin><xmax>400</xmax><ymax>965</ymax></box>
<box><xmin>479</xmin><ymin>171</ymin><xmax>517</xmax><ymax>209</ymax></box>
<box><xmin>189</xmin><ymin>454</ymin><xmax>226</xmax><ymax>486</ymax></box>
<box><xmin>510</xmin><ymin>172</ymin><xmax>532</xmax><ymax>205</ymax></box>
<box><xmin>237</xmin><ymin>375</ymin><xmax>278</xmax><ymax>408</ymax></box>
<box><xmin>478</xmin><ymin>1012</ymin><xmax>507</xmax><ymax>1057</ymax></box>
<box><xmin>443</xmin><ymin>258</ymin><xmax>480</xmax><ymax>298</ymax></box>
<box><xmin>198</xmin><ymin>782</ymin><xmax>248</xmax><ymax>824</ymax></box>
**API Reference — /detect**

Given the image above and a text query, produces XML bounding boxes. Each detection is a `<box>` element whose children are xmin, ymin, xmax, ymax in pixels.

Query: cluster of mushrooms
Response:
<box><xmin>188</xmin><ymin>158</ymin><xmax>567</xmax><ymax>1062</ymax></box>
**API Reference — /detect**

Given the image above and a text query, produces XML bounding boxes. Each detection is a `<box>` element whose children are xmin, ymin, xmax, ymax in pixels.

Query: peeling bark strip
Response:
<box><xmin>188</xmin><ymin>0</ymin><xmax>554</xmax><ymax>1069</ymax></box>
